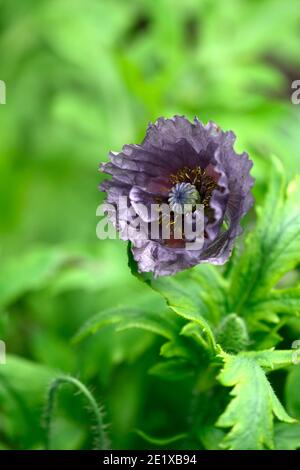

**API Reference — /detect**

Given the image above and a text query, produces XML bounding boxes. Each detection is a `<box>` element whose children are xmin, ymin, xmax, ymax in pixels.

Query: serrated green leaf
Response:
<box><xmin>245</xmin><ymin>286</ymin><xmax>300</xmax><ymax>320</ymax></box>
<box><xmin>245</xmin><ymin>349</ymin><xmax>299</xmax><ymax>370</ymax></box>
<box><xmin>229</xmin><ymin>159</ymin><xmax>300</xmax><ymax>319</ymax></box>
<box><xmin>150</xmin><ymin>266</ymin><xmax>223</xmax><ymax>354</ymax></box>
<box><xmin>151</xmin><ymin>275</ymin><xmax>211</xmax><ymax>319</ymax></box>
<box><xmin>73</xmin><ymin>306</ymin><xmax>178</xmax><ymax>343</ymax></box>
<box><xmin>189</xmin><ymin>265</ymin><xmax>229</xmax><ymax>320</ymax></box>
<box><xmin>151</xmin><ymin>264</ymin><xmax>227</xmax><ymax>327</ymax></box>
<box><xmin>216</xmin><ymin>352</ymin><xmax>295</xmax><ymax>450</ymax></box>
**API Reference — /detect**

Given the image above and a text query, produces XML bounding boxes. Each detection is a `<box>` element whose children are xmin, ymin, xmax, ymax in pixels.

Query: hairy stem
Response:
<box><xmin>44</xmin><ymin>375</ymin><xmax>108</xmax><ymax>450</ymax></box>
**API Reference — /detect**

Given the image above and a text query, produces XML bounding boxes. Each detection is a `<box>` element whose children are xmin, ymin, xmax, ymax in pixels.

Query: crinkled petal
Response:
<box><xmin>100</xmin><ymin>116</ymin><xmax>254</xmax><ymax>276</ymax></box>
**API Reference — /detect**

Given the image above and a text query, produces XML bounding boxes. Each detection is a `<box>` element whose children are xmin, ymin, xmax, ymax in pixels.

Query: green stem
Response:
<box><xmin>44</xmin><ymin>375</ymin><xmax>108</xmax><ymax>450</ymax></box>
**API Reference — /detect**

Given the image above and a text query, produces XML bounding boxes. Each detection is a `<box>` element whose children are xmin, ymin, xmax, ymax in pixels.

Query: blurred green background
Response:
<box><xmin>0</xmin><ymin>0</ymin><xmax>300</xmax><ymax>450</ymax></box>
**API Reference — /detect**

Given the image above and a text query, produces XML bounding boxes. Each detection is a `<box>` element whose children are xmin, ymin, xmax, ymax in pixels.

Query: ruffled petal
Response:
<box><xmin>100</xmin><ymin>116</ymin><xmax>254</xmax><ymax>276</ymax></box>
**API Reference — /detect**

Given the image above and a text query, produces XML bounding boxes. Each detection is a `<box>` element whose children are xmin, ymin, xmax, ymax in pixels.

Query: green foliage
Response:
<box><xmin>274</xmin><ymin>423</ymin><xmax>300</xmax><ymax>450</ymax></box>
<box><xmin>145</xmin><ymin>161</ymin><xmax>300</xmax><ymax>449</ymax></box>
<box><xmin>216</xmin><ymin>352</ymin><xmax>295</xmax><ymax>450</ymax></box>
<box><xmin>73</xmin><ymin>306</ymin><xmax>179</xmax><ymax>344</ymax></box>
<box><xmin>45</xmin><ymin>375</ymin><xmax>109</xmax><ymax>450</ymax></box>
<box><xmin>1</xmin><ymin>0</ymin><xmax>300</xmax><ymax>451</ymax></box>
<box><xmin>0</xmin><ymin>355</ymin><xmax>56</xmax><ymax>449</ymax></box>
<box><xmin>0</xmin><ymin>248</ymin><xmax>72</xmax><ymax>309</ymax></box>
<box><xmin>216</xmin><ymin>314</ymin><xmax>249</xmax><ymax>354</ymax></box>
<box><xmin>228</xmin><ymin>159</ymin><xmax>300</xmax><ymax>323</ymax></box>
<box><xmin>3</xmin><ymin>162</ymin><xmax>300</xmax><ymax>451</ymax></box>
<box><xmin>285</xmin><ymin>364</ymin><xmax>300</xmax><ymax>420</ymax></box>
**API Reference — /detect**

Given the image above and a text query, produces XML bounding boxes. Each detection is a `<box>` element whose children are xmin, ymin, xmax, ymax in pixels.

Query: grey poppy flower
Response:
<box><xmin>100</xmin><ymin>116</ymin><xmax>254</xmax><ymax>277</ymax></box>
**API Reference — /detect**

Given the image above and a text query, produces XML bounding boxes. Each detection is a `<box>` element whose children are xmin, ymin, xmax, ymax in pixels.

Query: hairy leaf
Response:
<box><xmin>229</xmin><ymin>159</ymin><xmax>300</xmax><ymax>320</ymax></box>
<box><xmin>216</xmin><ymin>352</ymin><xmax>295</xmax><ymax>450</ymax></box>
<box><xmin>150</xmin><ymin>266</ymin><xmax>225</xmax><ymax>354</ymax></box>
<box><xmin>152</xmin><ymin>265</ymin><xmax>227</xmax><ymax>326</ymax></box>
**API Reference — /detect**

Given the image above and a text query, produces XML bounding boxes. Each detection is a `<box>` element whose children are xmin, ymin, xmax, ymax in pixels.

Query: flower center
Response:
<box><xmin>168</xmin><ymin>182</ymin><xmax>200</xmax><ymax>214</ymax></box>
<box><xmin>169</xmin><ymin>166</ymin><xmax>218</xmax><ymax>210</ymax></box>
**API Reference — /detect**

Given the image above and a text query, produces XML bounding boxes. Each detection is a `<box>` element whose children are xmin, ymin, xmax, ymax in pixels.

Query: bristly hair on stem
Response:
<box><xmin>43</xmin><ymin>375</ymin><xmax>109</xmax><ymax>450</ymax></box>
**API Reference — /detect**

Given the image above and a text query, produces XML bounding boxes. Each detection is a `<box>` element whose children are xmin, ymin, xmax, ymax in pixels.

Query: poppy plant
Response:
<box><xmin>100</xmin><ymin>116</ymin><xmax>254</xmax><ymax>277</ymax></box>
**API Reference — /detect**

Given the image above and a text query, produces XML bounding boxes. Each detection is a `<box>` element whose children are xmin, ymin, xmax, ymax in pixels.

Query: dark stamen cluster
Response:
<box><xmin>170</xmin><ymin>166</ymin><xmax>218</xmax><ymax>209</ymax></box>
